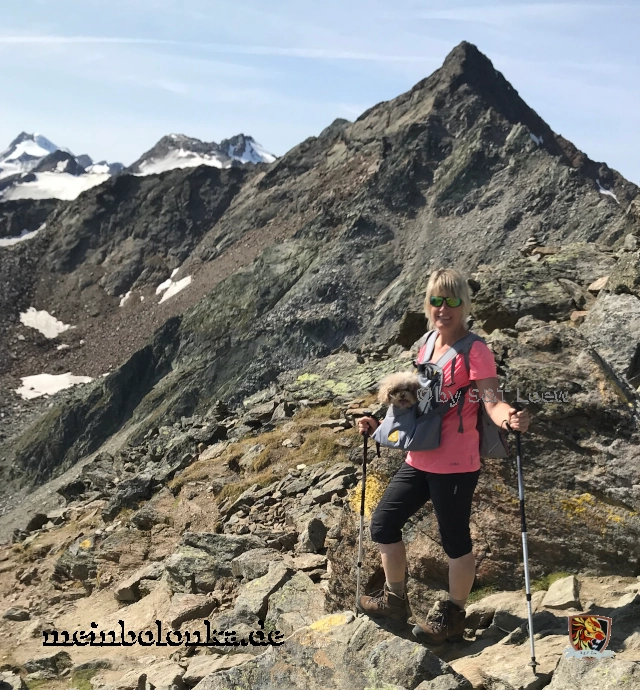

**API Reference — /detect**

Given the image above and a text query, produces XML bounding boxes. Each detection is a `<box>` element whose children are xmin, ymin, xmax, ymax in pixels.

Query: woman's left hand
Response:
<box><xmin>506</xmin><ymin>407</ymin><xmax>530</xmax><ymax>433</ymax></box>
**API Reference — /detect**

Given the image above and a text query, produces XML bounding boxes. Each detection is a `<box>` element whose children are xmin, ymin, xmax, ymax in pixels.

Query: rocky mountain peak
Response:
<box><xmin>128</xmin><ymin>132</ymin><xmax>276</xmax><ymax>175</ymax></box>
<box><xmin>412</xmin><ymin>41</ymin><xmax>554</xmax><ymax>146</ymax></box>
<box><xmin>33</xmin><ymin>150</ymin><xmax>85</xmax><ymax>176</ymax></box>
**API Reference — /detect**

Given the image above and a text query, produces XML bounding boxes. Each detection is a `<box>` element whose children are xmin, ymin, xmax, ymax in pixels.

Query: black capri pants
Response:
<box><xmin>370</xmin><ymin>462</ymin><xmax>480</xmax><ymax>559</ymax></box>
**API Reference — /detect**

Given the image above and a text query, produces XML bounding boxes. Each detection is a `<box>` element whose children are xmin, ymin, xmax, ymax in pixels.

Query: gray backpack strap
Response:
<box><xmin>420</xmin><ymin>330</ymin><xmax>438</xmax><ymax>363</ymax></box>
<box><xmin>433</xmin><ymin>332</ymin><xmax>476</xmax><ymax>369</ymax></box>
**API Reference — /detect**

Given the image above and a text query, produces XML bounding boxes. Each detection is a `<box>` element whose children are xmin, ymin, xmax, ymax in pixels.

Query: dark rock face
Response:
<box><xmin>0</xmin><ymin>198</ymin><xmax>59</xmax><ymax>239</ymax></box>
<box><xmin>33</xmin><ymin>150</ymin><xmax>85</xmax><ymax>176</ymax></box>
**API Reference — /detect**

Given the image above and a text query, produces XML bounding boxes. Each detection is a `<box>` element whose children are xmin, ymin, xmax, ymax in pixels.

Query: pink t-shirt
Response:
<box><xmin>405</xmin><ymin>338</ymin><xmax>498</xmax><ymax>474</ymax></box>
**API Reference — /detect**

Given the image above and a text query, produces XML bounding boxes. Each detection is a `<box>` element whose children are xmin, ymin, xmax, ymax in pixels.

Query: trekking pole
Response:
<box><xmin>508</xmin><ymin>402</ymin><xmax>538</xmax><ymax>672</ymax></box>
<box><xmin>354</xmin><ymin>419</ymin><xmax>369</xmax><ymax>617</ymax></box>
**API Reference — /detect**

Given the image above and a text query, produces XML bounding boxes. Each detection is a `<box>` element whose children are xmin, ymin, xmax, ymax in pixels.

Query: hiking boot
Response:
<box><xmin>357</xmin><ymin>583</ymin><xmax>410</xmax><ymax>623</ymax></box>
<box><xmin>412</xmin><ymin>599</ymin><xmax>466</xmax><ymax>644</ymax></box>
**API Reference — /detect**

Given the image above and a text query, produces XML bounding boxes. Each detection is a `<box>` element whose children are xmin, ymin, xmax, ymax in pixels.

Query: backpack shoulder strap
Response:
<box><xmin>458</xmin><ymin>333</ymin><xmax>487</xmax><ymax>379</ymax></box>
<box><xmin>433</xmin><ymin>331</ymin><xmax>477</xmax><ymax>370</ymax></box>
<box><xmin>418</xmin><ymin>330</ymin><xmax>438</xmax><ymax>364</ymax></box>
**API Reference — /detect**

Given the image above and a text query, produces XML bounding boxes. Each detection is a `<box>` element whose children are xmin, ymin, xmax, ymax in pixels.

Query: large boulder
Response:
<box><xmin>181</xmin><ymin>532</ymin><xmax>266</xmax><ymax>577</ymax></box>
<box><xmin>231</xmin><ymin>548</ymin><xmax>284</xmax><ymax>580</ymax></box>
<box><xmin>101</xmin><ymin>474</ymin><xmax>155</xmax><ymax>521</ymax></box>
<box><xmin>547</xmin><ymin>655</ymin><xmax>640</xmax><ymax>689</ymax></box>
<box><xmin>579</xmin><ymin>293</ymin><xmax>640</xmax><ymax>384</ymax></box>
<box><xmin>264</xmin><ymin>571</ymin><xmax>327</xmax><ymax>636</ymax></box>
<box><xmin>114</xmin><ymin>562</ymin><xmax>164</xmax><ymax>602</ymax></box>
<box><xmin>232</xmin><ymin>562</ymin><xmax>293</xmax><ymax>623</ymax></box>
<box><xmin>53</xmin><ymin>535</ymin><xmax>98</xmax><ymax>582</ymax></box>
<box><xmin>22</xmin><ymin>651</ymin><xmax>72</xmax><ymax>680</ymax></box>
<box><xmin>192</xmin><ymin>611</ymin><xmax>470</xmax><ymax>690</ymax></box>
<box><xmin>165</xmin><ymin>546</ymin><xmax>221</xmax><ymax>594</ymax></box>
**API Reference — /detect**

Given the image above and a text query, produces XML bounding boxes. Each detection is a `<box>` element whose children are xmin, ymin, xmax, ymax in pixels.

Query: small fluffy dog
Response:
<box><xmin>377</xmin><ymin>371</ymin><xmax>421</xmax><ymax>409</ymax></box>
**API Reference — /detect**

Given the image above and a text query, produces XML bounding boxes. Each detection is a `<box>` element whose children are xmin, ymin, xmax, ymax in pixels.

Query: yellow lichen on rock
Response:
<box><xmin>348</xmin><ymin>472</ymin><xmax>388</xmax><ymax>519</ymax></box>
<box><xmin>309</xmin><ymin>612</ymin><xmax>351</xmax><ymax>632</ymax></box>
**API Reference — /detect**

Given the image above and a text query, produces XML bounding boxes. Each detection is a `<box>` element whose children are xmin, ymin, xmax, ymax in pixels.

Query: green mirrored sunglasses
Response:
<box><xmin>430</xmin><ymin>295</ymin><xmax>462</xmax><ymax>308</ymax></box>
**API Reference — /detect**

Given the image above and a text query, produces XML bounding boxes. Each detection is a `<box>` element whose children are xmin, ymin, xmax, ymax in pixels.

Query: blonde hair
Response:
<box><xmin>424</xmin><ymin>268</ymin><xmax>472</xmax><ymax>329</ymax></box>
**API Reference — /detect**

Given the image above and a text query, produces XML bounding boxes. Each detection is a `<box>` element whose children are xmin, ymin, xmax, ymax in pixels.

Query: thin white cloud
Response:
<box><xmin>0</xmin><ymin>34</ymin><xmax>442</xmax><ymax>62</ymax></box>
<box><xmin>416</xmin><ymin>3</ymin><xmax>616</xmax><ymax>26</ymax></box>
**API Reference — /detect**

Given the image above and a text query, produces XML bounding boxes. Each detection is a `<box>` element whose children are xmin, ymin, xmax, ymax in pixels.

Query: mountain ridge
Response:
<box><xmin>0</xmin><ymin>42</ymin><xmax>638</xmax><ymax>548</ymax></box>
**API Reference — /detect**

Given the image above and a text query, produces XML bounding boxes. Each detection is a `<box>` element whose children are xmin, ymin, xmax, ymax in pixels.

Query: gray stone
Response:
<box><xmin>183</xmin><ymin>654</ymin><xmax>255</xmax><ymax>685</ymax></box>
<box><xmin>296</xmin><ymin>518</ymin><xmax>327</xmax><ymax>553</ymax></box>
<box><xmin>130</xmin><ymin>505</ymin><xmax>168</xmax><ymax>530</ymax></box>
<box><xmin>53</xmin><ymin>535</ymin><xmax>97</xmax><ymax>581</ymax></box>
<box><xmin>2</xmin><ymin>606</ymin><xmax>30</xmax><ymax>621</ymax></box>
<box><xmin>415</xmin><ymin>675</ymin><xmax>472</xmax><ymax>690</ymax></box>
<box><xmin>192</xmin><ymin>612</ymin><xmax>464</xmax><ymax>690</ymax></box>
<box><xmin>624</xmin><ymin>233</ymin><xmax>638</xmax><ymax>251</ymax></box>
<box><xmin>285</xmin><ymin>476</ymin><xmax>315</xmax><ymax>495</ymax></box>
<box><xmin>265</xmin><ymin>571</ymin><xmax>326</xmax><ymax>636</ymax></box>
<box><xmin>22</xmin><ymin>651</ymin><xmax>72</xmax><ymax>679</ymax></box>
<box><xmin>101</xmin><ymin>474</ymin><xmax>154</xmax><ymax>522</ymax></box>
<box><xmin>580</xmin><ymin>294</ymin><xmax>640</xmax><ymax>382</ymax></box>
<box><xmin>231</xmin><ymin>548</ymin><xmax>283</xmax><ymax>580</ymax></box>
<box><xmin>73</xmin><ymin>659</ymin><xmax>112</xmax><ymax>671</ymax></box>
<box><xmin>167</xmin><ymin>593</ymin><xmax>219</xmax><ymax>628</ymax></box>
<box><xmin>233</xmin><ymin>562</ymin><xmax>293</xmax><ymax>623</ymax></box>
<box><xmin>238</xmin><ymin>444</ymin><xmax>265</xmax><ymax>471</ymax></box>
<box><xmin>290</xmin><ymin>553</ymin><xmax>328</xmax><ymax>571</ymax></box>
<box><xmin>547</xmin><ymin>655</ymin><xmax>640</xmax><ymax>689</ymax></box>
<box><xmin>541</xmin><ymin>575</ymin><xmax>581</xmax><ymax>610</ymax></box>
<box><xmin>492</xmin><ymin>609</ymin><xmax>525</xmax><ymax>633</ymax></box>
<box><xmin>141</xmin><ymin>659</ymin><xmax>185</xmax><ymax>690</ymax></box>
<box><xmin>114</xmin><ymin>562</ymin><xmax>164</xmax><ymax>602</ymax></box>
<box><xmin>0</xmin><ymin>672</ymin><xmax>27</xmax><ymax>690</ymax></box>
<box><xmin>181</xmin><ymin>532</ymin><xmax>266</xmax><ymax>576</ymax></box>
<box><xmin>164</xmin><ymin>546</ymin><xmax>220</xmax><ymax>593</ymax></box>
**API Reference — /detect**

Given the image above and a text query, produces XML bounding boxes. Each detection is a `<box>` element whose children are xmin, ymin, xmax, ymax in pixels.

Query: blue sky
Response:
<box><xmin>2</xmin><ymin>1</ymin><xmax>639</xmax><ymax>182</ymax></box>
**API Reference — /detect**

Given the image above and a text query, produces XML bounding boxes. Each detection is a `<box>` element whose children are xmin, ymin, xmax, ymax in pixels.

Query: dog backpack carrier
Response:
<box><xmin>372</xmin><ymin>330</ymin><xmax>509</xmax><ymax>458</ymax></box>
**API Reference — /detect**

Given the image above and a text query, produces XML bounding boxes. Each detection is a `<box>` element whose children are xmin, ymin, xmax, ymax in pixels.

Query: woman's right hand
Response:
<box><xmin>358</xmin><ymin>416</ymin><xmax>379</xmax><ymax>436</ymax></box>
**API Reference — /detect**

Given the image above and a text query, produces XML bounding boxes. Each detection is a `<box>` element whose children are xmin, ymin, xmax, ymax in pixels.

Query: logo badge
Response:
<box><xmin>564</xmin><ymin>615</ymin><xmax>615</xmax><ymax>659</ymax></box>
<box><xmin>387</xmin><ymin>430</ymin><xmax>399</xmax><ymax>443</ymax></box>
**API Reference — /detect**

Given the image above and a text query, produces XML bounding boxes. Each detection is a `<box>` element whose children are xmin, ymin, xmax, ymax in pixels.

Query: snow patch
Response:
<box><xmin>155</xmin><ymin>278</ymin><xmax>173</xmax><ymax>295</ymax></box>
<box><xmin>2</xmin><ymin>172</ymin><xmax>110</xmax><ymax>201</ymax></box>
<box><xmin>158</xmin><ymin>276</ymin><xmax>192</xmax><ymax>304</ymax></box>
<box><xmin>137</xmin><ymin>149</ymin><xmax>224</xmax><ymax>176</ymax></box>
<box><xmin>119</xmin><ymin>291</ymin><xmax>132</xmax><ymax>307</ymax></box>
<box><xmin>15</xmin><ymin>372</ymin><xmax>93</xmax><ymax>400</ymax></box>
<box><xmin>170</xmin><ymin>267</ymin><xmax>180</xmax><ymax>278</ymax></box>
<box><xmin>597</xmin><ymin>179</ymin><xmax>619</xmax><ymax>204</ymax></box>
<box><xmin>86</xmin><ymin>162</ymin><xmax>110</xmax><ymax>175</ymax></box>
<box><xmin>530</xmin><ymin>133</ymin><xmax>543</xmax><ymax>146</ymax></box>
<box><xmin>0</xmin><ymin>224</ymin><xmax>43</xmax><ymax>247</ymax></box>
<box><xmin>231</xmin><ymin>138</ymin><xmax>277</xmax><ymax>164</ymax></box>
<box><xmin>56</xmin><ymin>344</ymin><xmax>70</xmax><ymax>350</ymax></box>
<box><xmin>20</xmin><ymin>307</ymin><xmax>73</xmax><ymax>338</ymax></box>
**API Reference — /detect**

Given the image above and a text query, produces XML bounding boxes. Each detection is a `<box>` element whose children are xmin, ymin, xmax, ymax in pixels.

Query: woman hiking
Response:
<box><xmin>357</xmin><ymin>267</ymin><xmax>530</xmax><ymax>644</ymax></box>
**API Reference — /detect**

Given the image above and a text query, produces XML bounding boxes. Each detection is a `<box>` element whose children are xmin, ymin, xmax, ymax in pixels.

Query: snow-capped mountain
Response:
<box><xmin>0</xmin><ymin>133</ymin><xmax>123</xmax><ymax>202</ymax></box>
<box><xmin>128</xmin><ymin>133</ymin><xmax>276</xmax><ymax>176</ymax></box>
<box><xmin>221</xmin><ymin>134</ymin><xmax>277</xmax><ymax>165</ymax></box>
<box><xmin>0</xmin><ymin>133</ymin><xmax>60</xmax><ymax>180</ymax></box>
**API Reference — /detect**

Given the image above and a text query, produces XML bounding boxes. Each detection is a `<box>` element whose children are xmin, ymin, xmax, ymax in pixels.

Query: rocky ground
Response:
<box><xmin>1</xmin><ymin>358</ymin><xmax>639</xmax><ymax>689</ymax></box>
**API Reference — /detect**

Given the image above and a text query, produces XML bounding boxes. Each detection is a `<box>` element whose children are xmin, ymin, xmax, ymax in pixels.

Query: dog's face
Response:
<box><xmin>378</xmin><ymin>372</ymin><xmax>421</xmax><ymax>408</ymax></box>
<box><xmin>388</xmin><ymin>388</ymin><xmax>418</xmax><ymax>408</ymax></box>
